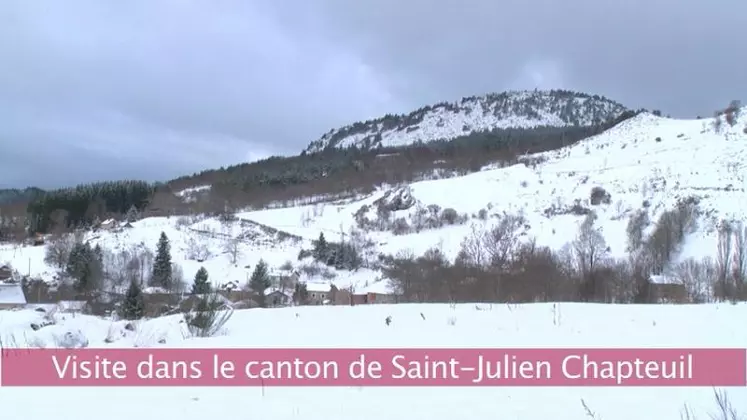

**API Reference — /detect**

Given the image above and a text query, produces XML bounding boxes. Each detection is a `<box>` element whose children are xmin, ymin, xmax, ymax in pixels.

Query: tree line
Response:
<box><xmin>381</xmin><ymin>198</ymin><xmax>747</xmax><ymax>305</ymax></box>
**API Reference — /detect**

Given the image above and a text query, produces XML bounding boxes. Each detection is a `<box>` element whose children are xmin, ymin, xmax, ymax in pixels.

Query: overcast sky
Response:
<box><xmin>1</xmin><ymin>0</ymin><xmax>744</xmax><ymax>189</ymax></box>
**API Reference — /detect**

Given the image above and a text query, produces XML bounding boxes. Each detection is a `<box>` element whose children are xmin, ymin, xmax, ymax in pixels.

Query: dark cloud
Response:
<box><xmin>2</xmin><ymin>0</ymin><xmax>744</xmax><ymax>188</ymax></box>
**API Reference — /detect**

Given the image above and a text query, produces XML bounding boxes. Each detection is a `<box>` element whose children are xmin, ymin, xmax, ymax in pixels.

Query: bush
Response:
<box><xmin>183</xmin><ymin>292</ymin><xmax>234</xmax><ymax>337</ymax></box>
<box><xmin>589</xmin><ymin>186</ymin><xmax>611</xmax><ymax>205</ymax></box>
<box><xmin>392</xmin><ymin>218</ymin><xmax>411</xmax><ymax>235</ymax></box>
<box><xmin>440</xmin><ymin>208</ymin><xmax>458</xmax><ymax>224</ymax></box>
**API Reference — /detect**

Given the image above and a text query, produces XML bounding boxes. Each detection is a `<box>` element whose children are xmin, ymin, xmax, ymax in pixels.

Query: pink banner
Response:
<box><xmin>1</xmin><ymin>348</ymin><xmax>744</xmax><ymax>386</ymax></box>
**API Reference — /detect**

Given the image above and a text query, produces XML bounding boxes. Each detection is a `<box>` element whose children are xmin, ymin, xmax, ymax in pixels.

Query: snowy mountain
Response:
<box><xmin>4</xmin><ymin>106</ymin><xmax>746</xmax><ymax>299</ymax></box>
<box><xmin>304</xmin><ymin>89</ymin><xmax>629</xmax><ymax>153</ymax></box>
<box><xmin>3</xmin><ymin>102</ymin><xmax>747</xmax><ymax>420</ymax></box>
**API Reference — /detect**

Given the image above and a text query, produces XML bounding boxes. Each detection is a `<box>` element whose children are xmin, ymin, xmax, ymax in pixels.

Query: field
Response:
<box><xmin>1</xmin><ymin>302</ymin><xmax>745</xmax><ymax>419</ymax></box>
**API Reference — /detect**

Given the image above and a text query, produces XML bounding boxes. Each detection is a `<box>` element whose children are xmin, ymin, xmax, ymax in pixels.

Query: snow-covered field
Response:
<box><xmin>0</xmin><ymin>302</ymin><xmax>745</xmax><ymax>419</ymax></box>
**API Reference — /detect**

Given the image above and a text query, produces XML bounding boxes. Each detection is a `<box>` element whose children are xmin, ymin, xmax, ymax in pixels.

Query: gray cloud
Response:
<box><xmin>2</xmin><ymin>0</ymin><xmax>744</xmax><ymax>188</ymax></box>
<box><xmin>262</xmin><ymin>0</ymin><xmax>746</xmax><ymax>113</ymax></box>
<box><xmin>0</xmin><ymin>0</ymin><xmax>407</xmax><ymax>188</ymax></box>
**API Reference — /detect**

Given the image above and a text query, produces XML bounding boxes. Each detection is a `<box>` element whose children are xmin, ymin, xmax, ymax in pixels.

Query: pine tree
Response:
<box><xmin>66</xmin><ymin>242</ymin><xmax>102</xmax><ymax>295</ymax></box>
<box><xmin>249</xmin><ymin>259</ymin><xmax>271</xmax><ymax>307</ymax></box>
<box><xmin>126</xmin><ymin>205</ymin><xmax>139</xmax><ymax>223</ymax></box>
<box><xmin>121</xmin><ymin>279</ymin><xmax>145</xmax><ymax>320</ymax></box>
<box><xmin>151</xmin><ymin>231</ymin><xmax>172</xmax><ymax>289</ymax></box>
<box><xmin>191</xmin><ymin>266</ymin><xmax>211</xmax><ymax>294</ymax></box>
<box><xmin>312</xmin><ymin>232</ymin><xmax>328</xmax><ymax>261</ymax></box>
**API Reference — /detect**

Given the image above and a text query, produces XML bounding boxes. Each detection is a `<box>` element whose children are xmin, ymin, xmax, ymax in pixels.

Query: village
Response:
<box><xmin>0</xmin><ymin>261</ymin><xmax>397</xmax><ymax>317</ymax></box>
<box><xmin>0</xmin><ymin>216</ymin><xmax>398</xmax><ymax>319</ymax></box>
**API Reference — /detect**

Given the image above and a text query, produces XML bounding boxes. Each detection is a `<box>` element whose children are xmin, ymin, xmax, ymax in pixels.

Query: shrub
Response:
<box><xmin>440</xmin><ymin>208</ymin><xmax>458</xmax><ymax>224</ymax></box>
<box><xmin>392</xmin><ymin>218</ymin><xmax>411</xmax><ymax>235</ymax></box>
<box><xmin>183</xmin><ymin>292</ymin><xmax>234</xmax><ymax>337</ymax></box>
<box><xmin>589</xmin><ymin>186</ymin><xmax>611</xmax><ymax>205</ymax></box>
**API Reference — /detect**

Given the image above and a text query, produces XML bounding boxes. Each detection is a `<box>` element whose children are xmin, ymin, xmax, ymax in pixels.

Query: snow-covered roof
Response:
<box><xmin>355</xmin><ymin>280</ymin><xmax>393</xmax><ymax>295</ymax></box>
<box><xmin>649</xmin><ymin>274</ymin><xmax>682</xmax><ymax>285</ymax></box>
<box><xmin>303</xmin><ymin>282</ymin><xmax>332</xmax><ymax>292</ymax></box>
<box><xmin>58</xmin><ymin>300</ymin><xmax>88</xmax><ymax>310</ymax></box>
<box><xmin>0</xmin><ymin>284</ymin><xmax>26</xmax><ymax>305</ymax></box>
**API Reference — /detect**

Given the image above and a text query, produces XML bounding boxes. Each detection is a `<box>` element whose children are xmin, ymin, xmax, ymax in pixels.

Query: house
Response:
<box><xmin>32</xmin><ymin>233</ymin><xmax>45</xmax><ymax>246</ymax></box>
<box><xmin>329</xmin><ymin>286</ymin><xmax>353</xmax><ymax>305</ymax></box>
<box><xmin>363</xmin><ymin>292</ymin><xmax>398</xmax><ymax>304</ymax></box>
<box><xmin>0</xmin><ymin>283</ymin><xmax>26</xmax><ymax>310</ymax></box>
<box><xmin>99</xmin><ymin>219</ymin><xmax>118</xmax><ymax>231</ymax></box>
<box><xmin>648</xmin><ymin>275</ymin><xmax>688</xmax><ymax>303</ymax></box>
<box><xmin>269</xmin><ymin>268</ymin><xmax>300</xmax><ymax>289</ymax></box>
<box><xmin>305</xmin><ymin>283</ymin><xmax>332</xmax><ymax>305</ymax></box>
<box><xmin>265</xmin><ymin>287</ymin><xmax>293</xmax><ymax>307</ymax></box>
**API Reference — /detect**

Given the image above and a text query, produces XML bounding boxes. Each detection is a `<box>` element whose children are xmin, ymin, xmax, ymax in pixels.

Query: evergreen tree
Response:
<box><xmin>312</xmin><ymin>232</ymin><xmax>328</xmax><ymax>261</ymax></box>
<box><xmin>65</xmin><ymin>242</ymin><xmax>103</xmax><ymax>295</ymax></box>
<box><xmin>126</xmin><ymin>205</ymin><xmax>139</xmax><ymax>223</ymax></box>
<box><xmin>191</xmin><ymin>266</ymin><xmax>211</xmax><ymax>294</ymax></box>
<box><xmin>151</xmin><ymin>231</ymin><xmax>172</xmax><ymax>289</ymax></box>
<box><xmin>249</xmin><ymin>259</ymin><xmax>271</xmax><ymax>307</ymax></box>
<box><xmin>121</xmin><ymin>279</ymin><xmax>145</xmax><ymax>320</ymax></box>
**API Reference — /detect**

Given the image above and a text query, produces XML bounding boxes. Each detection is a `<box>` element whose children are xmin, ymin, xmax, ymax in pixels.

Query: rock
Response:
<box><xmin>375</xmin><ymin>186</ymin><xmax>416</xmax><ymax>212</ymax></box>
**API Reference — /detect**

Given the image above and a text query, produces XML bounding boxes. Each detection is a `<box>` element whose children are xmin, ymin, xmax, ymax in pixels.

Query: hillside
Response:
<box><xmin>304</xmin><ymin>89</ymin><xmax>629</xmax><ymax>153</ymax></box>
<box><xmin>1</xmin><ymin>99</ymin><xmax>747</xmax><ymax>420</ymax></box>
<box><xmin>2</xmin><ymin>106</ymin><xmax>746</xmax><ymax>304</ymax></box>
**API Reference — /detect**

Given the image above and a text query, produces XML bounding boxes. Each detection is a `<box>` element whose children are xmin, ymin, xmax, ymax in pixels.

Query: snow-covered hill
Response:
<box><xmin>304</xmin><ymin>90</ymin><xmax>628</xmax><ymax>153</ymax></box>
<box><xmin>254</xmin><ymin>109</ymin><xmax>747</xmax><ymax>266</ymax></box>
<box><xmin>2</xmin><ymin>108</ymin><xmax>746</xmax><ymax>295</ymax></box>
<box><xmin>1</xmin><ymin>103</ymin><xmax>747</xmax><ymax>420</ymax></box>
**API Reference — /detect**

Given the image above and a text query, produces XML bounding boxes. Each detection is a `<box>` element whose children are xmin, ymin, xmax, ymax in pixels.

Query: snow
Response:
<box><xmin>0</xmin><ymin>110</ymin><xmax>743</xmax><ymax>294</ymax></box>
<box><xmin>0</xmin><ymin>108</ymin><xmax>745</xmax><ymax>419</ymax></box>
<box><xmin>1</xmin><ymin>302</ymin><xmax>746</xmax><ymax>419</ymax></box>
<box><xmin>0</xmin><ymin>284</ymin><xmax>25</xmax><ymax>305</ymax></box>
<box><xmin>306</xmin><ymin>90</ymin><xmax>627</xmax><ymax>152</ymax></box>
<box><xmin>244</xmin><ymin>110</ymin><xmax>747</xmax><ymax>268</ymax></box>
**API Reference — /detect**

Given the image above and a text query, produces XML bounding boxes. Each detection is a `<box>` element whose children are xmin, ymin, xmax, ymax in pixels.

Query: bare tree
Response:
<box><xmin>625</xmin><ymin>210</ymin><xmax>648</xmax><ymax>252</ymax></box>
<box><xmin>672</xmin><ymin>258</ymin><xmax>716</xmax><ymax>303</ymax></box>
<box><xmin>483</xmin><ymin>214</ymin><xmax>524</xmax><ymax>271</ymax></box>
<box><xmin>457</xmin><ymin>223</ymin><xmax>488</xmax><ymax>267</ymax></box>
<box><xmin>186</xmin><ymin>235</ymin><xmax>211</xmax><ymax>261</ymax></box>
<box><xmin>44</xmin><ymin>234</ymin><xmax>77</xmax><ymax>269</ymax></box>
<box><xmin>123</xmin><ymin>245</ymin><xmax>154</xmax><ymax>286</ymax></box>
<box><xmin>731</xmin><ymin>222</ymin><xmax>747</xmax><ymax>285</ymax></box>
<box><xmin>716</xmin><ymin>222</ymin><xmax>734</xmax><ymax>300</ymax></box>
<box><xmin>223</xmin><ymin>237</ymin><xmax>241</xmax><ymax>265</ymax></box>
<box><xmin>102</xmin><ymin>248</ymin><xmax>133</xmax><ymax>292</ymax></box>
<box><xmin>573</xmin><ymin>213</ymin><xmax>608</xmax><ymax>275</ymax></box>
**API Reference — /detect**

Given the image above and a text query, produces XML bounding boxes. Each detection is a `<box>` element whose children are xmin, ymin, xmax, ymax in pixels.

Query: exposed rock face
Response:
<box><xmin>374</xmin><ymin>186</ymin><xmax>416</xmax><ymax>212</ymax></box>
